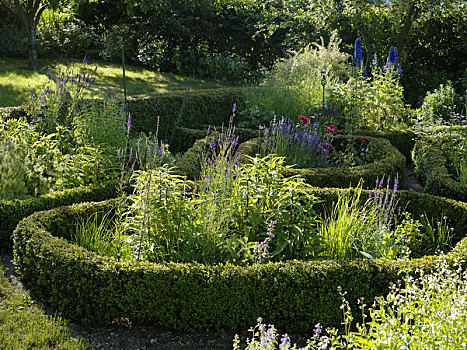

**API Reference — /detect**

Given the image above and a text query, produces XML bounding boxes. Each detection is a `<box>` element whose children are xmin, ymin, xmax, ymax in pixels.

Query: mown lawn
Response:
<box><xmin>0</xmin><ymin>265</ymin><xmax>88</xmax><ymax>349</ymax></box>
<box><xmin>0</xmin><ymin>57</ymin><xmax>231</xmax><ymax>107</ymax></box>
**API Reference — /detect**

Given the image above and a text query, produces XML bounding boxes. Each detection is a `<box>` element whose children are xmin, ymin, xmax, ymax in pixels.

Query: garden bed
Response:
<box><xmin>237</xmin><ymin>135</ymin><xmax>406</xmax><ymax>189</ymax></box>
<box><xmin>12</xmin><ymin>188</ymin><xmax>467</xmax><ymax>333</ymax></box>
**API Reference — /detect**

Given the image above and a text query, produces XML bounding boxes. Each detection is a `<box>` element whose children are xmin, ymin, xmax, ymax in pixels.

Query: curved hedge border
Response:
<box><xmin>412</xmin><ymin>140</ymin><xmax>467</xmax><ymax>202</ymax></box>
<box><xmin>13</xmin><ymin>188</ymin><xmax>467</xmax><ymax>333</ymax></box>
<box><xmin>338</xmin><ymin>129</ymin><xmax>415</xmax><ymax>160</ymax></box>
<box><xmin>0</xmin><ymin>184</ymin><xmax>117</xmax><ymax>251</ymax></box>
<box><xmin>237</xmin><ymin>135</ymin><xmax>406</xmax><ymax>189</ymax></box>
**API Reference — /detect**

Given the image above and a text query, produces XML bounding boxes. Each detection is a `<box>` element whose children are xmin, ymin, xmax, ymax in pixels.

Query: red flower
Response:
<box><xmin>360</xmin><ymin>137</ymin><xmax>369</xmax><ymax>141</ymax></box>
<box><xmin>299</xmin><ymin>115</ymin><xmax>308</xmax><ymax>125</ymax></box>
<box><xmin>325</xmin><ymin>125</ymin><xmax>337</xmax><ymax>133</ymax></box>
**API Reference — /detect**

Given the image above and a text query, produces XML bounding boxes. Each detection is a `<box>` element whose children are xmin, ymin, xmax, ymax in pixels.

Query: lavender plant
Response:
<box><xmin>28</xmin><ymin>57</ymin><xmax>97</xmax><ymax>134</ymax></box>
<box><xmin>260</xmin><ymin>116</ymin><xmax>331</xmax><ymax>168</ymax></box>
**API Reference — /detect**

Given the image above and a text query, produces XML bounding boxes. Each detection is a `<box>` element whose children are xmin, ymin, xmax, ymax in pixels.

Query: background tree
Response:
<box><xmin>0</xmin><ymin>0</ymin><xmax>61</xmax><ymax>70</ymax></box>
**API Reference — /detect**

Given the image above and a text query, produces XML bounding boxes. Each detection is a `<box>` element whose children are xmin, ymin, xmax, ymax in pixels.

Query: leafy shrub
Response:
<box><xmin>38</xmin><ymin>18</ymin><xmax>101</xmax><ymax>58</ymax></box>
<box><xmin>419</xmin><ymin>82</ymin><xmax>457</xmax><ymax>125</ymax></box>
<box><xmin>237</xmin><ymin>33</ymin><xmax>348</xmax><ymax>129</ymax></box>
<box><xmin>99</xmin><ymin>24</ymin><xmax>138</xmax><ymax>63</ymax></box>
<box><xmin>328</xmin><ymin>66</ymin><xmax>407</xmax><ymax>131</ymax></box>
<box><xmin>123</xmin><ymin>153</ymin><xmax>320</xmax><ymax>264</ymax></box>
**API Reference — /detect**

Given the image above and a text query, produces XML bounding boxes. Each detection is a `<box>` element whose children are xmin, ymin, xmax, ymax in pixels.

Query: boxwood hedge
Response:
<box><xmin>235</xmin><ymin>135</ymin><xmax>406</xmax><ymax>189</ymax></box>
<box><xmin>12</xmin><ymin>188</ymin><xmax>467</xmax><ymax>333</ymax></box>
<box><xmin>338</xmin><ymin>129</ymin><xmax>415</xmax><ymax>159</ymax></box>
<box><xmin>412</xmin><ymin>140</ymin><xmax>467</xmax><ymax>202</ymax></box>
<box><xmin>0</xmin><ymin>184</ymin><xmax>117</xmax><ymax>252</ymax></box>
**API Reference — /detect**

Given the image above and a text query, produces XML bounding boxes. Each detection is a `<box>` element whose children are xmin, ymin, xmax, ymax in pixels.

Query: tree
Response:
<box><xmin>0</xmin><ymin>0</ymin><xmax>59</xmax><ymax>70</ymax></box>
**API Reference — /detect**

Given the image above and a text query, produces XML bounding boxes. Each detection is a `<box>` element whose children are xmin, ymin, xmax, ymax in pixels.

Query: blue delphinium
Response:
<box><xmin>385</xmin><ymin>46</ymin><xmax>399</xmax><ymax>68</ymax></box>
<box><xmin>354</xmin><ymin>38</ymin><xmax>362</xmax><ymax>66</ymax></box>
<box><xmin>396</xmin><ymin>62</ymin><xmax>402</xmax><ymax>76</ymax></box>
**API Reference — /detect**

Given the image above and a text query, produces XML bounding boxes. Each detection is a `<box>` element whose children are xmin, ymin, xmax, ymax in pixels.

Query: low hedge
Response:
<box><xmin>237</xmin><ymin>135</ymin><xmax>406</xmax><ymax>189</ymax></box>
<box><xmin>412</xmin><ymin>140</ymin><xmax>467</xmax><ymax>202</ymax></box>
<box><xmin>170</xmin><ymin>126</ymin><xmax>261</xmax><ymax>154</ymax></box>
<box><xmin>128</xmin><ymin>87</ymin><xmax>243</xmax><ymax>141</ymax></box>
<box><xmin>337</xmin><ymin>129</ymin><xmax>415</xmax><ymax>159</ymax></box>
<box><xmin>13</xmin><ymin>188</ymin><xmax>467</xmax><ymax>333</ymax></box>
<box><xmin>0</xmin><ymin>184</ymin><xmax>118</xmax><ymax>252</ymax></box>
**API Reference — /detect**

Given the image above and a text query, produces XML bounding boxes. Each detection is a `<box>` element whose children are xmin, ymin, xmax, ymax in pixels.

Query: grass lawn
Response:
<box><xmin>0</xmin><ymin>265</ymin><xmax>88</xmax><ymax>349</ymax></box>
<box><xmin>0</xmin><ymin>57</ymin><xmax>231</xmax><ymax>107</ymax></box>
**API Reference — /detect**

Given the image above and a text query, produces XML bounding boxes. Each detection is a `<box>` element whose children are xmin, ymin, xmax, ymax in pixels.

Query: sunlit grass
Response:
<box><xmin>0</xmin><ymin>57</ymin><xmax>230</xmax><ymax>107</ymax></box>
<box><xmin>0</xmin><ymin>266</ymin><xmax>88</xmax><ymax>349</ymax></box>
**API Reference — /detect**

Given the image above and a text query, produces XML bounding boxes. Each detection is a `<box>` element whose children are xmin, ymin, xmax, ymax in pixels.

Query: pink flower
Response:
<box><xmin>360</xmin><ymin>137</ymin><xmax>369</xmax><ymax>141</ymax></box>
<box><xmin>325</xmin><ymin>125</ymin><xmax>337</xmax><ymax>133</ymax></box>
<box><xmin>299</xmin><ymin>115</ymin><xmax>308</xmax><ymax>125</ymax></box>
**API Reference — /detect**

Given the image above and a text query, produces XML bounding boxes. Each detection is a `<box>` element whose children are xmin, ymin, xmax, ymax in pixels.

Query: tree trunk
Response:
<box><xmin>28</xmin><ymin>25</ymin><xmax>38</xmax><ymax>71</ymax></box>
<box><xmin>396</xmin><ymin>0</ymin><xmax>419</xmax><ymax>54</ymax></box>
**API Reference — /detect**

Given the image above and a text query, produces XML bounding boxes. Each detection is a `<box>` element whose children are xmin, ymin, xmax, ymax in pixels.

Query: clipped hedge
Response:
<box><xmin>237</xmin><ymin>135</ymin><xmax>406</xmax><ymax>189</ymax></box>
<box><xmin>352</xmin><ymin>129</ymin><xmax>415</xmax><ymax>159</ymax></box>
<box><xmin>0</xmin><ymin>184</ymin><xmax>118</xmax><ymax>252</ymax></box>
<box><xmin>128</xmin><ymin>87</ymin><xmax>243</xmax><ymax>141</ymax></box>
<box><xmin>13</xmin><ymin>188</ymin><xmax>467</xmax><ymax>333</ymax></box>
<box><xmin>412</xmin><ymin>140</ymin><xmax>467</xmax><ymax>202</ymax></box>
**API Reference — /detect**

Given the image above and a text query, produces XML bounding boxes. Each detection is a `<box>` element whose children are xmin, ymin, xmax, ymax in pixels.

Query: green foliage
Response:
<box><xmin>237</xmin><ymin>33</ymin><xmax>349</xmax><ymax>129</ymax></box>
<box><xmin>0</xmin><ymin>183</ymin><xmax>117</xmax><ymax>251</ymax></box>
<box><xmin>123</xmin><ymin>154</ymin><xmax>320</xmax><ymax>264</ymax></box>
<box><xmin>72</xmin><ymin>210</ymin><xmax>119</xmax><ymax>259</ymax></box>
<box><xmin>11</xmin><ymin>189</ymin><xmax>467</xmax><ymax>332</ymax></box>
<box><xmin>342</xmin><ymin>259</ymin><xmax>467</xmax><ymax>349</ymax></box>
<box><xmin>38</xmin><ymin>17</ymin><xmax>101</xmax><ymax>58</ymax></box>
<box><xmin>412</xmin><ymin>129</ymin><xmax>467</xmax><ymax>202</ymax></box>
<box><xmin>236</xmin><ymin>259</ymin><xmax>467</xmax><ymax>349</ymax></box>
<box><xmin>328</xmin><ymin>68</ymin><xmax>408</xmax><ymax>131</ymax></box>
<box><xmin>0</xmin><ymin>117</ymin><xmax>58</xmax><ymax>198</ymax></box>
<box><xmin>419</xmin><ymin>82</ymin><xmax>457</xmax><ymax>124</ymax></box>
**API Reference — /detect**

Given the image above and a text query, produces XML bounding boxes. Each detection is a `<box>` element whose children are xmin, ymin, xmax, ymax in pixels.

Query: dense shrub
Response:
<box><xmin>12</xmin><ymin>189</ymin><xmax>467</xmax><ymax>332</ymax></box>
<box><xmin>419</xmin><ymin>82</ymin><xmax>457</xmax><ymax>124</ymax></box>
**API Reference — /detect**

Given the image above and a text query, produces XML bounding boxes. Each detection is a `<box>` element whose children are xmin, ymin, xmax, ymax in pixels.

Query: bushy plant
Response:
<box><xmin>328</xmin><ymin>54</ymin><xmax>407</xmax><ymax>131</ymax></box>
<box><xmin>38</xmin><ymin>17</ymin><xmax>101</xmax><ymax>58</ymax></box>
<box><xmin>419</xmin><ymin>82</ymin><xmax>457</xmax><ymax>125</ymax></box>
<box><xmin>237</xmin><ymin>33</ymin><xmax>348</xmax><ymax>128</ymax></box>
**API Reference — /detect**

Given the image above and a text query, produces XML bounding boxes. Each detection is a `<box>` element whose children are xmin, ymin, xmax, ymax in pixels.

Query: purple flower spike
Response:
<box><xmin>127</xmin><ymin>114</ymin><xmax>132</xmax><ymax>128</ymax></box>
